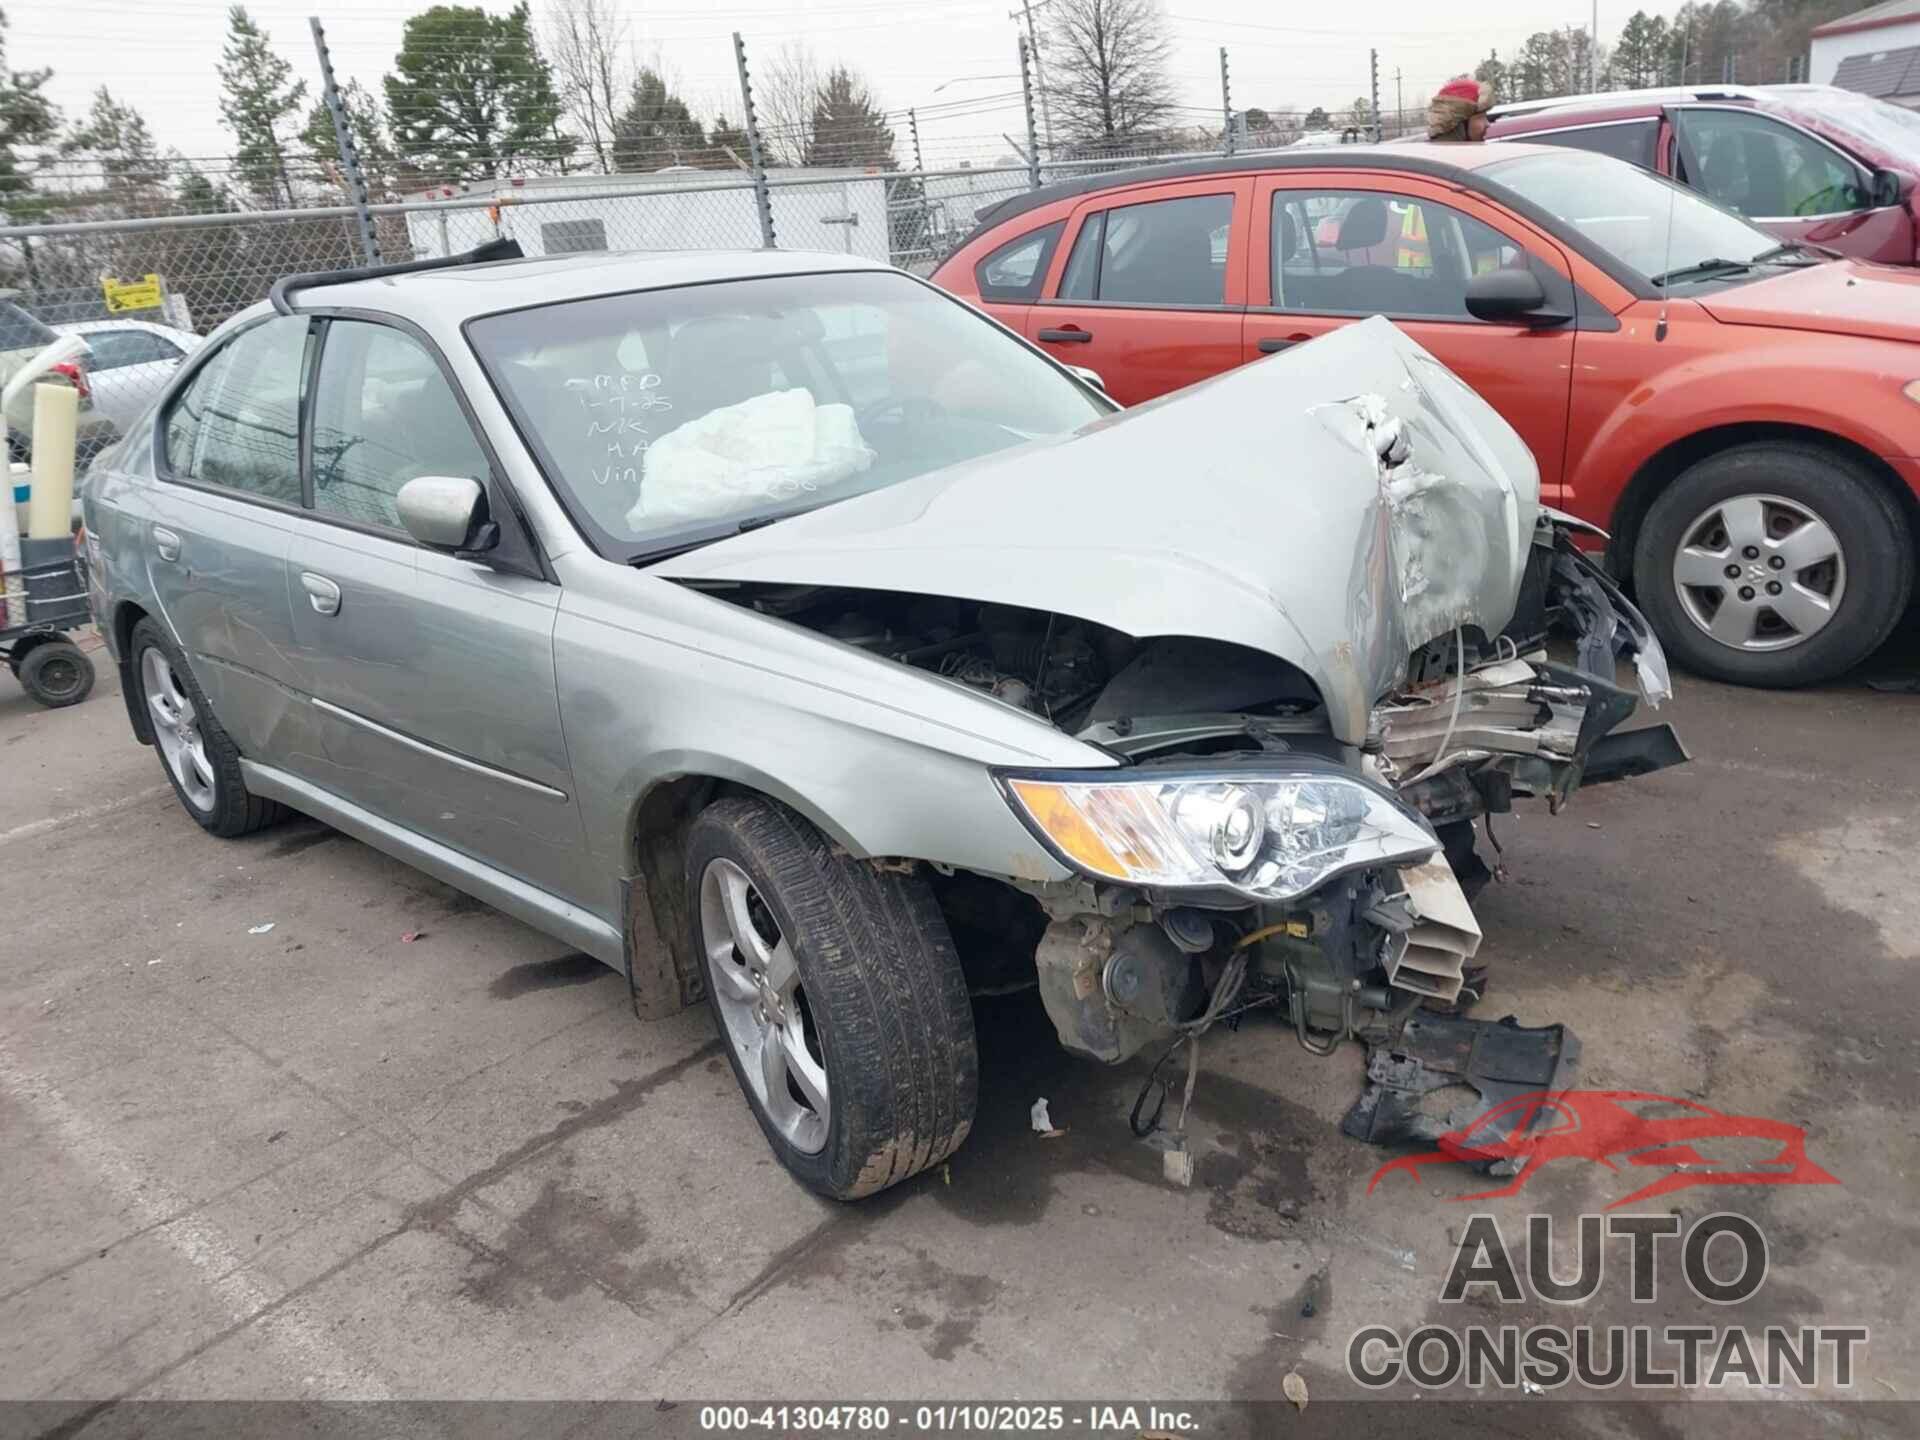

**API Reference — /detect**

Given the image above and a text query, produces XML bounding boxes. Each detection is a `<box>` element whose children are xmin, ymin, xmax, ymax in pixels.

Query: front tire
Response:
<box><xmin>1633</xmin><ymin>443</ymin><xmax>1912</xmax><ymax>687</ymax></box>
<box><xmin>686</xmin><ymin>797</ymin><xmax>977</xmax><ymax>1200</ymax></box>
<box><xmin>130</xmin><ymin>617</ymin><xmax>285</xmax><ymax>837</ymax></box>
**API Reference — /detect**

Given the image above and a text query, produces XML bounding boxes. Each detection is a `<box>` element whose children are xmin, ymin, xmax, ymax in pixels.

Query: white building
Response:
<box><xmin>1811</xmin><ymin>0</ymin><xmax>1920</xmax><ymax>104</ymax></box>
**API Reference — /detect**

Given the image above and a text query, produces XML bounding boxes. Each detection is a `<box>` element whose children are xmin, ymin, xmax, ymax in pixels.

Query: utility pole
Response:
<box><xmin>908</xmin><ymin>108</ymin><xmax>924</xmax><ymax>174</ymax></box>
<box><xmin>1012</xmin><ymin>0</ymin><xmax>1056</xmax><ymax>159</ymax></box>
<box><xmin>1395</xmin><ymin>68</ymin><xmax>1403</xmax><ymax>140</ymax></box>
<box><xmin>310</xmin><ymin>17</ymin><xmax>378</xmax><ymax>263</ymax></box>
<box><xmin>734</xmin><ymin>32</ymin><xmax>776</xmax><ymax>249</ymax></box>
<box><xmin>1220</xmin><ymin>47</ymin><xmax>1234</xmax><ymax>156</ymax></box>
<box><xmin>1592</xmin><ymin>0</ymin><xmax>1600</xmax><ymax>91</ymax></box>
<box><xmin>1369</xmin><ymin>48</ymin><xmax>1381</xmax><ymax>142</ymax></box>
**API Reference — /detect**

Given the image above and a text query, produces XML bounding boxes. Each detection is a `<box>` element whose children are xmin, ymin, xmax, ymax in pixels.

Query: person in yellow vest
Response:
<box><xmin>1396</xmin><ymin>203</ymin><xmax>1430</xmax><ymax>271</ymax></box>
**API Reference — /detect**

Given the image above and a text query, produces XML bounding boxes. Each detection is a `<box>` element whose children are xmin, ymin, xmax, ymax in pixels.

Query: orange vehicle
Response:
<box><xmin>932</xmin><ymin>142</ymin><xmax>1920</xmax><ymax>687</ymax></box>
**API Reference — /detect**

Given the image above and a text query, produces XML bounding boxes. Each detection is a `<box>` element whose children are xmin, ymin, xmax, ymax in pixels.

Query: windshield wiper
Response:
<box><xmin>1749</xmin><ymin>241</ymin><xmax>1825</xmax><ymax>267</ymax></box>
<box><xmin>1649</xmin><ymin>257</ymin><xmax>1755</xmax><ymax>287</ymax></box>
<box><xmin>626</xmin><ymin>496</ymin><xmax>850</xmax><ymax>567</ymax></box>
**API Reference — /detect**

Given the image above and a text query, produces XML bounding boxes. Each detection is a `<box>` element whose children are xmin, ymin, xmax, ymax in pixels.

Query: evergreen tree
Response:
<box><xmin>300</xmin><ymin>79</ymin><xmax>395</xmax><ymax>196</ymax></box>
<box><xmin>700</xmin><ymin>114</ymin><xmax>751</xmax><ymax>170</ymax></box>
<box><xmin>63</xmin><ymin>87</ymin><xmax>166</xmax><ymax>214</ymax></box>
<box><xmin>385</xmin><ymin>3</ymin><xmax>569</xmax><ymax>182</ymax></box>
<box><xmin>611</xmin><ymin>69</ymin><xmax>703</xmax><ymax>171</ymax></box>
<box><xmin>217</xmin><ymin>6</ymin><xmax>307</xmax><ymax>208</ymax></box>
<box><xmin>803</xmin><ymin>67</ymin><xmax>894</xmax><ymax>168</ymax></box>
<box><xmin>1612</xmin><ymin>11</ymin><xmax>1671</xmax><ymax>89</ymax></box>
<box><xmin>0</xmin><ymin>7</ymin><xmax>59</xmax><ymax>220</ymax></box>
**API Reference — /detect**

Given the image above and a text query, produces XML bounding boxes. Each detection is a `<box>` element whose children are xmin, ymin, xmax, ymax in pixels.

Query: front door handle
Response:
<box><xmin>1257</xmin><ymin>335</ymin><xmax>1310</xmax><ymax>353</ymax></box>
<box><xmin>152</xmin><ymin>526</ymin><xmax>180</xmax><ymax>562</ymax></box>
<box><xmin>1037</xmin><ymin>327</ymin><xmax>1093</xmax><ymax>343</ymax></box>
<box><xmin>300</xmin><ymin>571</ymin><xmax>341</xmax><ymax>616</ymax></box>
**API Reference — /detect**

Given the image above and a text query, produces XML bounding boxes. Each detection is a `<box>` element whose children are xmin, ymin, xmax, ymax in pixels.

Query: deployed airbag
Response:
<box><xmin>630</xmin><ymin>388</ymin><xmax>874</xmax><ymax>525</ymax></box>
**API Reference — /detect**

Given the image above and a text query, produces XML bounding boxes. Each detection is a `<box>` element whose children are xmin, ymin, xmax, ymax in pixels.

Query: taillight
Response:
<box><xmin>50</xmin><ymin>359</ymin><xmax>91</xmax><ymax>403</ymax></box>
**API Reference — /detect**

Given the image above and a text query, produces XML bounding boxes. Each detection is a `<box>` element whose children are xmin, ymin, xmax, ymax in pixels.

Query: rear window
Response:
<box><xmin>0</xmin><ymin>302</ymin><xmax>57</xmax><ymax>351</ymax></box>
<box><xmin>1522</xmin><ymin>119</ymin><xmax>1659</xmax><ymax>170</ymax></box>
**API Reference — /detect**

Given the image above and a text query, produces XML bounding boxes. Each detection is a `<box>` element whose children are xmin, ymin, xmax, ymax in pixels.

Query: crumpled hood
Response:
<box><xmin>653</xmin><ymin>316</ymin><xmax>1540</xmax><ymax>745</ymax></box>
<box><xmin>1697</xmin><ymin>258</ymin><xmax>1920</xmax><ymax>343</ymax></box>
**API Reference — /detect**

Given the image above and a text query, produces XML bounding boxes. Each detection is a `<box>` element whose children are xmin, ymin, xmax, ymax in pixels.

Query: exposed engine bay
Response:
<box><xmin>684</xmin><ymin>517</ymin><xmax>1683</xmax><ymax>1122</ymax></box>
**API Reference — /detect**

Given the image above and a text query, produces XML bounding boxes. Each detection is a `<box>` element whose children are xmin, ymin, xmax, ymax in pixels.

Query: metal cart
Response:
<box><xmin>2</xmin><ymin>536</ymin><xmax>97</xmax><ymax>708</ymax></box>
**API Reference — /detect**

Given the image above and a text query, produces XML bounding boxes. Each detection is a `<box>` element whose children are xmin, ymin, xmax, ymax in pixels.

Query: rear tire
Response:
<box><xmin>686</xmin><ymin>796</ymin><xmax>977</xmax><ymax>1200</ymax></box>
<box><xmin>1633</xmin><ymin>443</ymin><xmax>1912</xmax><ymax>687</ymax></box>
<box><xmin>130</xmin><ymin>617</ymin><xmax>285</xmax><ymax>837</ymax></box>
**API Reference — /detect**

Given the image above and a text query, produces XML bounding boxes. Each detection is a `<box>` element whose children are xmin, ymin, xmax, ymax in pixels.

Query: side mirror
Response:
<box><xmin>1871</xmin><ymin>167</ymin><xmax>1912</xmax><ymax>209</ymax></box>
<box><xmin>1068</xmin><ymin>365</ymin><xmax>1109</xmax><ymax>394</ymax></box>
<box><xmin>397</xmin><ymin>474</ymin><xmax>498</xmax><ymax>555</ymax></box>
<box><xmin>1464</xmin><ymin>268</ymin><xmax>1570</xmax><ymax>327</ymax></box>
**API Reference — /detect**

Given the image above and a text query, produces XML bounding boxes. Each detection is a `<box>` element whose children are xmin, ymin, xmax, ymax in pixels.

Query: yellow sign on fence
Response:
<box><xmin>102</xmin><ymin>273</ymin><xmax>163</xmax><ymax>314</ymax></box>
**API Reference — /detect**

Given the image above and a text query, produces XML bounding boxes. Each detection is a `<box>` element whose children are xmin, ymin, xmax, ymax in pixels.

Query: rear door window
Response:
<box><xmin>82</xmin><ymin>329</ymin><xmax>184</xmax><ymax>371</ymax></box>
<box><xmin>1675</xmin><ymin>108</ymin><xmax>1869</xmax><ymax>219</ymax></box>
<box><xmin>1068</xmin><ymin>193</ymin><xmax>1234</xmax><ymax>306</ymax></box>
<box><xmin>1522</xmin><ymin>119</ymin><xmax>1659</xmax><ymax>170</ymax></box>
<box><xmin>162</xmin><ymin>316</ymin><xmax>308</xmax><ymax>505</ymax></box>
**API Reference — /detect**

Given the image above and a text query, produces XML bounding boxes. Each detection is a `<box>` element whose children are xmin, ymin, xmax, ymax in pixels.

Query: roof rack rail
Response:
<box><xmin>268</xmin><ymin>237</ymin><xmax>525</xmax><ymax>316</ymax></box>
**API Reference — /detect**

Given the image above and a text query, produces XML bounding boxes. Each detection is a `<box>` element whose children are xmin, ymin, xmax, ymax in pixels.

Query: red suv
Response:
<box><xmin>1487</xmin><ymin>84</ymin><xmax>1920</xmax><ymax>265</ymax></box>
<box><xmin>931</xmin><ymin>142</ymin><xmax>1920</xmax><ymax>688</ymax></box>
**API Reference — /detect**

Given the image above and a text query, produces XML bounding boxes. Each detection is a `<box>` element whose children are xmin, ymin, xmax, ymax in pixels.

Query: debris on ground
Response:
<box><xmin>401</xmin><ymin>930</ymin><xmax>424</xmax><ymax>943</ymax></box>
<box><xmin>246</xmin><ymin>923</ymin><xmax>275</xmax><ymax>935</ymax></box>
<box><xmin>1281</xmin><ymin>1369</ymin><xmax>1308</xmax><ymax>1411</ymax></box>
<box><xmin>1029</xmin><ymin>1098</ymin><xmax>1054</xmax><ymax>1134</ymax></box>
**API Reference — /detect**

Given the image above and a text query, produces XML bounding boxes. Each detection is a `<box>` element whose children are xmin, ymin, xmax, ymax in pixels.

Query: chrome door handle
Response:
<box><xmin>300</xmin><ymin>572</ymin><xmax>342</xmax><ymax>616</ymax></box>
<box><xmin>152</xmin><ymin>526</ymin><xmax>180</xmax><ymax>562</ymax></box>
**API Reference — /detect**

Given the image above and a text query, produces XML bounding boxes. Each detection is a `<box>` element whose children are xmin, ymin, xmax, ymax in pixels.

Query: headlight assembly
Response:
<box><xmin>1000</xmin><ymin>768</ymin><xmax>1438</xmax><ymax>903</ymax></box>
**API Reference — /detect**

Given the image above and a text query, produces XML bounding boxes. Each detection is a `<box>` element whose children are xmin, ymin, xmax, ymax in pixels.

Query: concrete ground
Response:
<box><xmin>2</xmin><ymin>624</ymin><xmax>1917</xmax><ymax>1435</ymax></box>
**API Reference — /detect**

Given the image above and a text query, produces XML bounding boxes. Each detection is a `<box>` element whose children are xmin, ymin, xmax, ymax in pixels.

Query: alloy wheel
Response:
<box><xmin>142</xmin><ymin>647</ymin><xmax>217</xmax><ymax>812</ymax></box>
<box><xmin>1671</xmin><ymin>492</ymin><xmax>1846</xmax><ymax>652</ymax></box>
<box><xmin>699</xmin><ymin>856</ymin><xmax>830</xmax><ymax>1154</ymax></box>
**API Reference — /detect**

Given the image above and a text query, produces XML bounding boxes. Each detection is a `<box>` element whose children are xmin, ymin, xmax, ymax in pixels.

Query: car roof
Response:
<box><xmin>291</xmin><ymin>246</ymin><xmax>893</xmax><ymax>325</ymax></box>
<box><xmin>965</xmin><ymin>141</ymin><xmax>1534</xmax><ymax>236</ymax></box>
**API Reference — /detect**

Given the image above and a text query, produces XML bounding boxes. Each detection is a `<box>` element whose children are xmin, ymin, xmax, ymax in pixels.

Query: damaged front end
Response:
<box><xmin>658</xmin><ymin>316</ymin><xmax>1685</xmax><ymax>1159</ymax></box>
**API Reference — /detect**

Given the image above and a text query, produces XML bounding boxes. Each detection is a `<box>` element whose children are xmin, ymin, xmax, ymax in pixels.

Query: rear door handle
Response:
<box><xmin>152</xmin><ymin>526</ymin><xmax>180</xmax><ymax>562</ymax></box>
<box><xmin>300</xmin><ymin>571</ymin><xmax>341</xmax><ymax>616</ymax></box>
<box><xmin>1257</xmin><ymin>335</ymin><xmax>1309</xmax><ymax>353</ymax></box>
<box><xmin>1037</xmin><ymin>327</ymin><xmax>1093</xmax><ymax>343</ymax></box>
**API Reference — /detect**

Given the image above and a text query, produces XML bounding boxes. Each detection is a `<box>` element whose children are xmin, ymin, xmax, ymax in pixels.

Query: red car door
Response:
<box><xmin>1023</xmin><ymin>177</ymin><xmax>1253</xmax><ymax>406</ymax></box>
<box><xmin>1246</xmin><ymin>173</ymin><xmax>1578</xmax><ymax>503</ymax></box>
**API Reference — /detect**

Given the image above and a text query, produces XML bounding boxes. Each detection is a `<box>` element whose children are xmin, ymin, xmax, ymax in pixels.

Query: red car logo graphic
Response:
<box><xmin>1367</xmin><ymin>1090</ymin><xmax>1839</xmax><ymax>1209</ymax></box>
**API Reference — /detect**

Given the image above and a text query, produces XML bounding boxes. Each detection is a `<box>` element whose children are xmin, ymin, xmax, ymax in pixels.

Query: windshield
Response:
<box><xmin>467</xmin><ymin>268</ymin><xmax>1108</xmax><ymax>559</ymax></box>
<box><xmin>1485</xmin><ymin>150</ymin><xmax>1785</xmax><ymax>283</ymax></box>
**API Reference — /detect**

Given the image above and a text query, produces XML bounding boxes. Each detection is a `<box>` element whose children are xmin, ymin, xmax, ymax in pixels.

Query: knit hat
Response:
<box><xmin>1428</xmin><ymin>76</ymin><xmax>1493</xmax><ymax>139</ymax></box>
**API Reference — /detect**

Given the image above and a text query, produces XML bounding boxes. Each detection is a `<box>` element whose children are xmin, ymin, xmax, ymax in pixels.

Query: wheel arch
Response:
<box><xmin>1605</xmin><ymin>422</ymin><xmax>1920</xmax><ymax>583</ymax></box>
<box><xmin>619</xmin><ymin>764</ymin><xmax>868</xmax><ymax>1022</ymax></box>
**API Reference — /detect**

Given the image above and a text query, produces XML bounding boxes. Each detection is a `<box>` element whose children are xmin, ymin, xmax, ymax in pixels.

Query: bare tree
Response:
<box><xmin>545</xmin><ymin>0</ymin><xmax>629</xmax><ymax>173</ymax></box>
<box><xmin>757</xmin><ymin>42</ymin><xmax>822</xmax><ymax>167</ymax></box>
<box><xmin>1042</xmin><ymin>0</ymin><xmax>1175</xmax><ymax>148</ymax></box>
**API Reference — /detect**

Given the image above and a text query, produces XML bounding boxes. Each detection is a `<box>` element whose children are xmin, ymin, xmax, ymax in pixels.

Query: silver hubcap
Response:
<box><xmin>1672</xmin><ymin>493</ymin><xmax>1845</xmax><ymax>652</ymax></box>
<box><xmin>142</xmin><ymin>648</ymin><xmax>217</xmax><ymax>813</ymax></box>
<box><xmin>699</xmin><ymin>857</ymin><xmax>829</xmax><ymax>1154</ymax></box>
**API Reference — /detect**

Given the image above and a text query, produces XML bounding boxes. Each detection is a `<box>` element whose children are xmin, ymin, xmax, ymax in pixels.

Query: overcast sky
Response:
<box><xmin>19</xmin><ymin>0</ymin><xmax>1663</xmax><ymax>171</ymax></box>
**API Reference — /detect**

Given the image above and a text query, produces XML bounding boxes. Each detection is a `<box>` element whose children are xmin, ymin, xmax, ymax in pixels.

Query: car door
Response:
<box><xmin>1025</xmin><ymin>179</ymin><xmax>1253</xmax><ymax>406</ymax></box>
<box><xmin>1671</xmin><ymin>105</ymin><xmax>1913</xmax><ymax>262</ymax></box>
<box><xmin>147</xmin><ymin>314</ymin><xmax>314</xmax><ymax>764</ymax></box>
<box><xmin>1248</xmin><ymin>175</ymin><xmax>1578</xmax><ymax>500</ymax></box>
<box><xmin>281</xmin><ymin>316</ymin><xmax>587</xmax><ymax>903</ymax></box>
